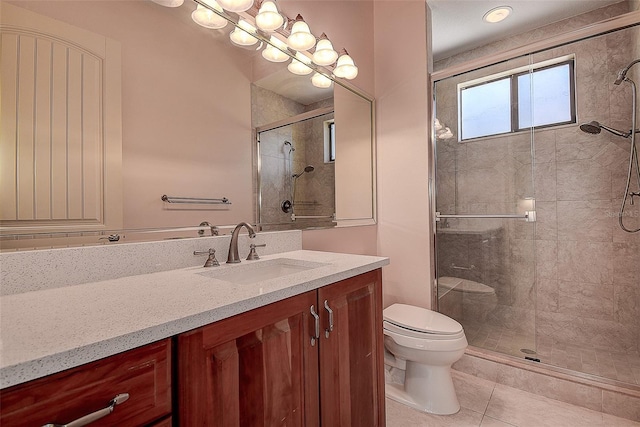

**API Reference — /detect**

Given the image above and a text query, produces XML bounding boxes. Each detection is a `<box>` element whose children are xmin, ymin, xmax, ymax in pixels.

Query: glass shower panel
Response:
<box><xmin>528</xmin><ymin>26</ymin><xmax>640</xmax><ymax>385</ymax></box>
<box><xmin>434</xmin><ymin>55</ymin><xmax>537</xmax><ymax>359</ymax></box>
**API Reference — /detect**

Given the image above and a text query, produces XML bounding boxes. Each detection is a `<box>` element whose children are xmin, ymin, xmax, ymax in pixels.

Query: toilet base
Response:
<box><xmin>386</xmin><ymin>383</ymin><xmax>461</xmax><ymax>416</ymax></box>
<box><xmin>385</xmin><ymin>361</ymin><xmax>461</xmax><ymax>415</ymax></box>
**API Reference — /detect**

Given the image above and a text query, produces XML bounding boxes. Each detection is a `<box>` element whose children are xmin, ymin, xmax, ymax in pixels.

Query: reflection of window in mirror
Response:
<box><xmin>324</xmin><ymin>119</ymin><xmax>336</xmax><ymax>163</ymax></box>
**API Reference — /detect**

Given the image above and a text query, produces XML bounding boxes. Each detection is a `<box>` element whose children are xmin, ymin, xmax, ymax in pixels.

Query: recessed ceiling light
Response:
<box><xmin>483</xmin><ymin>6</ymin><xmax>512</xmax><ymax>23</ymax></box>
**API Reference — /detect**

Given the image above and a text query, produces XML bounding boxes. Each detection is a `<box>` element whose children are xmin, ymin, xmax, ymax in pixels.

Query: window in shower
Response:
<box><xmin>458</xmin><ymin>56</ymin><xmax>575</xmax><ymax>141</ymax></box>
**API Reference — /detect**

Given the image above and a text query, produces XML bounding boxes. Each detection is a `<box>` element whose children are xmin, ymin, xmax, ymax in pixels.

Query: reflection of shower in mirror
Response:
<box><xmin>292</xmin><ymin>165</ymin><xmax>315</xmax><ymax>178</ymax></box>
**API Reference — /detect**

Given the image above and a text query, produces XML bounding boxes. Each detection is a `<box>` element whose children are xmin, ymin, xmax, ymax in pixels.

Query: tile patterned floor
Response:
<box><xmin>464</xmin><ymin>323</ymin><xmax>640</xmax><ymax>385</ymax></box>
<box><xmin>385</xmin><ymin>370</ymin><xmax>640</xmax><ymax>427</ymax></box>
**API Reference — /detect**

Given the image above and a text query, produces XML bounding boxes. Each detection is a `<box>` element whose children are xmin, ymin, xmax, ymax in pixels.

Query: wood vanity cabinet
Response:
<box><xmin>317</xmin><ymin>269</ymin><xmax>385</xmax><ymax>426</ymax></box>
<box><xmin>178</xmin><ymin>269</ymin><xmax>385</xmax><ymax>427</ymax></box>
<box><xmin>0</xmin><ymin>339</ymin><xmax>172</xmax><ymax>427</ymax></box>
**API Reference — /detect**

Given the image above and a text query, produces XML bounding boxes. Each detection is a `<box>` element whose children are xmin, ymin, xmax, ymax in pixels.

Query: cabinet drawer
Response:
<box><xmin>1</xmin><ymin>339</ymin><xmax>172</xmax><ymax>427</ymax></box>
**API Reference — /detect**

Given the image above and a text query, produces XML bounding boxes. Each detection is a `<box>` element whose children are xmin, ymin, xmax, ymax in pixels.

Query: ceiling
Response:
<box><xmin>428</xmin><ymin>0</ymin><xmax>624</xmax><ymax>61</ymax></box>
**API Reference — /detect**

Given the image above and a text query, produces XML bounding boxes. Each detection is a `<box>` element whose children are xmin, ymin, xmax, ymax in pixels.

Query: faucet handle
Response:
<box><xmin>246</xmin><ymin>243</ymin><xmax>266</xmax><ymax>261</ymax></box>
<box><xmin>194</xmin><ymin>248</ymin><xmax>220</xmax><ymax>267</ymax></box>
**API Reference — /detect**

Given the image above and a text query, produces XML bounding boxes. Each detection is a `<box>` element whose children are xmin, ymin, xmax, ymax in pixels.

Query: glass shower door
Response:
<box><xmin>434</xmin><ymin>56</ymin><xmax>538</xmax><ymax>359</ymax></box>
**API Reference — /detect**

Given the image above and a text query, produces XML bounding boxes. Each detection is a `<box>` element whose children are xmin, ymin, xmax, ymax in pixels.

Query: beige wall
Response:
<box><xmin>373</xmin><ymin>1</ymin><xmax>432</xmax><ymax>309</ymax></box>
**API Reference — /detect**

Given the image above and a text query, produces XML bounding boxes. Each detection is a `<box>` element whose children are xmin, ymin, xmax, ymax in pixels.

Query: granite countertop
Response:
<box><xmin>0</xmin><ymin>250</ymin><xmax>388</xmax><ymax>389</ymax></box>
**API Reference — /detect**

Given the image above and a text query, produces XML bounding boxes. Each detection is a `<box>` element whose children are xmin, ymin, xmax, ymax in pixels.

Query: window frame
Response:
<box><xmin>324</xmin><ymin>119</ymin><xmax>336</xmax><ymax>163</ymax></box>
<box><xmin>457</xmin><ymin>55</ymin><xmax>576</xmax><ymax>142</ymax></box>
<box><xmin>512</xmin><ymin>59</ymin><xmax>576</xmax><ymax>132</ymax></box>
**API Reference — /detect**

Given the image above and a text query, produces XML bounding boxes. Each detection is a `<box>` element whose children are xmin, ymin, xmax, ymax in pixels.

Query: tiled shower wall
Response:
<box><xmin>251</xmin><ymin>85</ymin><xmax>335</xmax><ymax>230</ymax></box>
<box><xmin>435</xmin><ymin>21</ymin><xmax>640</xmax><ymax>375</ymax></box>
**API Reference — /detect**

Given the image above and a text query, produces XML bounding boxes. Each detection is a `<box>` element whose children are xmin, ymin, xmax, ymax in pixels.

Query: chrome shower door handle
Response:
<box><xmin>310</xmin><ymin>305</ymin><xmax>320</xmax><ymax>346</ymax></box>
<box><xmin>324</xmin><ymin>300</ymin><xmax>334</xmax><ymax>338</ymax></box>
<box><xmin>41</xmin><ymin>393</ymin><xmax>129</xmax><ymax>427</ymax></box>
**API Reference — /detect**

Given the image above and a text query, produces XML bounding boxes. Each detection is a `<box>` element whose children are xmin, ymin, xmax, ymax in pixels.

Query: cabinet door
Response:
<box><xmin>178</xmin><ymin>291</ymin><xmax>319</xmax><ymax>427</ymax></box>
<box><xmin>318</xmin><ymin>269</ymin><xmax>384</xmax><ymax>427</ymax></box>
<box><xmin>0</xmin><ymin>339</ymin><xmax>171</xmax><ymax>427</ymax></box>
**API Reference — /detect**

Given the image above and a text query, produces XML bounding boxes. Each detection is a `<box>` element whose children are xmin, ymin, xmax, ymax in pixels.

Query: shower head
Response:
<box><xmin>614</xmin><ymin>59</ymin><xmax>640</xmax><ymax>85</ymax></box>
<box><xmin>292</xmin><ymin>165</ymin><xmax>315</xmax><ymax>178</ymax></box>
<box><xmin>579</xmin><ymin>121</ymin><xmax>629</xmax><ymax>138</ymax></box>
<box><xmin>579</xmin><ymin>121</ymin><xmax>601</xmax><ymax>134</ymax></box>
<box><xmin>284</xmin><ymin>141</ymin><xmax>295</xmax><ymax>152</ymax></box>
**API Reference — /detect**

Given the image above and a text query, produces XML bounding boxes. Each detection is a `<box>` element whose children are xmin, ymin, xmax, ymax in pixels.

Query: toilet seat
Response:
<box><xmin>384</xmin><ymin>320</ymin><xmax>465</xmax><ymax>340</ymax></box>
<box><xmin>383</xmin><ymin>303</ymin><xmax>463</xmax><ymax>338</ymax></box>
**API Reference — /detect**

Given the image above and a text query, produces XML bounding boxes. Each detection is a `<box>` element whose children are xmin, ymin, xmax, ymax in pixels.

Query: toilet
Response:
<box><xmin>383</xmin><ymin>303</ymin><xmax>468</xmax><ymax>415</ymax></box>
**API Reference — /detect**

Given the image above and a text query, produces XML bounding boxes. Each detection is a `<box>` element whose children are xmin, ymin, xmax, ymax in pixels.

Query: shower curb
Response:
<box><xmin>453</xmin><ymin>347</ymin><xmax>640</xmax><ymax>422</ymax></box>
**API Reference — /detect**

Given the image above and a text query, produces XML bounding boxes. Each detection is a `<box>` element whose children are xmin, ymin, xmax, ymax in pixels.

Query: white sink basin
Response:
<box><xmin>197</xmin><ymin>258</ymin><xmax>328</xmax><ymax>285</ymax></box>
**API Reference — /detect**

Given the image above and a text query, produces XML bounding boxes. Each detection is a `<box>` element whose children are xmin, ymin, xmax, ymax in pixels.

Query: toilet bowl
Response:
<box><xmin>383</xmin><ymin>303</ymin><xmax>468</xmax><ymax>415</ymax></box>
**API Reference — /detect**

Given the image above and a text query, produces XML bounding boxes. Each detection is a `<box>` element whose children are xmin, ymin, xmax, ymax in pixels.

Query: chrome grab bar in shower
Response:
<box><xmin>435</xmin><ymin>211</ymin><xmax>536</xmax><ymax>222</ymax></box>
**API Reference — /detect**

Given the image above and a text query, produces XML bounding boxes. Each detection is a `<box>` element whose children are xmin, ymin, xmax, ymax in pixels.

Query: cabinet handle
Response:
<box><xmin>324</xmin><ymin>300</ymin><xmax>334</xmax><ymax>338</ymax></box>
<box><xmin>41</xmin><ymin>393</ymin><xmax>129</xmax><ymax>427</ymax></box>
<box><xmin>310</xmin><ymin>305</ymin><xmax>320</xmax><ymax>346</ymax></box>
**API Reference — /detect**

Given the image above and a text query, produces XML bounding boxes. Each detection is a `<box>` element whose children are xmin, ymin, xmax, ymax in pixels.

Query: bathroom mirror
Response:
<box><xmin>0</xmin><ymin>0</ymin><xmax>375</xmax><ymax>250</ymax></box>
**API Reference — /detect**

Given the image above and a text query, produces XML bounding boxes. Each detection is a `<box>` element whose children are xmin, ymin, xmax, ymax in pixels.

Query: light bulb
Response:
<box><xmin>255</xmin><ymin>1</ymin><xmax>284</xmax><ymax>32</ymax></box>
<box><xmin>150</xmin><ymin>0</ymin><xmax>184</xmax><ymax>7</ymax></box>
<box><xmin>334</xmin><ymin>49</ymin><xmax>358</xmax><ymax>80</ymax></box>
<box><xmin>312</xmin><ymin>33</ymin><xmax>338</xmax><ymax>66</ymax></box>
<box><xmin>483</xmin><ymin>6</ymin><xmax>512</xmax><ymax>23</ymax></box>
<box><xmin>287</xmin><ymin>52</ymin><xmax>313</xmax><ymax>75</ymax></box>
<box><xmin>217</xmin><ymin>0</ymin><xmax>253</xmax><ymax>13</ymax></box>
<box><xmin>191</xmin><ymin>3</ymin><xmax>227</xmax><ymax>29</ymax></box>
<box><xmin>262</xmin><ymin>36</ymin><xmax>289</xmax><ymax>62</ymax></box>
<box><xmin>311</xmin><ymin>72</ymin><xmax>332</xmax><ymax>89</ymax></box>
<box><xmin>287</xmin><ymin>15</ymin><xmax>316</xmax><ymax>51</ymax></box>
<box><xmin>230</xmin><ymin>20</ymin><xmax>258</xmax><ymax>46</ymax></box>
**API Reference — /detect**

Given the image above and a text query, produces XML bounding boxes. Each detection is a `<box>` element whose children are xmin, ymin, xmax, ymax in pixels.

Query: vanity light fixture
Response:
<box><xmin>230</xmin><ymin>19</ymin><xmax>259</xmax><ymax>46</ymax></box>
<box><xmin>149</xmin><ymin>0</ymin><xmax>362</xmax><ymax>82</ymax></box>
<box><xmin>150</xmin><ymin>0</ymin><xmax>184</xmax><ymax>6</ymax></box>
<box><xmin>287</xmin><ymin>52</ymin><xmax>313</xmax><ymax>75</ymax></box>
<box><xmin>192</xmin><ymin>2</ymin><xmax>227</xmax><ymax>29</ymax></box>
<box><xmin>311</xmin><ymin>72</ymin><xmax>332</xmax><ymax>89</ymax></box>
<box><xmin>262</xmin><ymin>36</ymin><xmax>290</xmax><ymax>62</ymax></box>
<box><xmin>312</xmin><ymin>33</ymin><xmax>338</xmax><ymax>66</ymax></box>
<box><xmin>255</xmin><ymin>0</ymin><xmax>284</xmax><ymax>32</ymax></box>
<box><xmin>217</xmin><ymin>0</ymin><xmax>253</xmax><ymax>13</ymax></box>
<box><xmin>287</xmin><ymin>15</ymin><xmax>316</xmax><ymax>51</ymax></box>
<box><xmin>483</xmin><ymin>6</ymin><xmax>512</xmax><ymax>23</ymax></box>
<box><xmin>333</xmin><ymin>49</ymin><xmax>358</xmax><ymax>80</ymax></box>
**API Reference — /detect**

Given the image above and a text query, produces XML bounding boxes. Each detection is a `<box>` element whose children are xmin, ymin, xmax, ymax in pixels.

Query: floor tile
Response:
<box><xmin>386</xmin><ymin>398</ymin><xmax>483</xmax><ymax>427</ymax></box>
<box><xmin>485</xmin><ymin>384</ymin><xmax>604</xmax><ymax>427</ymax></box>
<box><xmin>479</xmin><ymin>416</ymin><xmax>516</xmax><ymax>427</ymax></box>
<box><xmin>452</xmin><ymin>370</ymin><xmax>496</xmax><ymax>414</ymax></box>
<box><xmin>602</xmin><ymin>414</ymin><xmax>640</xmax><ymax>426</ymax></box>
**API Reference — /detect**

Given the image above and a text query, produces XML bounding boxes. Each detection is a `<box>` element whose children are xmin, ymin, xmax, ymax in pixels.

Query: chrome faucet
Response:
<box><xmin>226</xmin><ymin>222</ymin><xmax>256</xmax><ymax>263</ymax></box>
